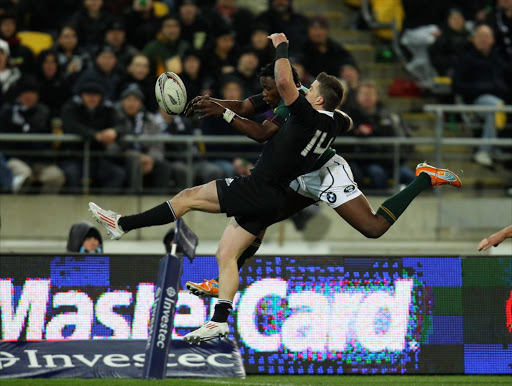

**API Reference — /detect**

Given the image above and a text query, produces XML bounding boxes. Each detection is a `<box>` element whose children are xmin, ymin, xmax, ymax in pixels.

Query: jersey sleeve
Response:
<box><xmin>248</xmin><ymin>93</ymin><xmax>271</xmax><ymax>115</ymax></box>
<box><xmin>287</xmin><ymin>94</ymin><xmax>317</xmax><ymax>126</ymax></box>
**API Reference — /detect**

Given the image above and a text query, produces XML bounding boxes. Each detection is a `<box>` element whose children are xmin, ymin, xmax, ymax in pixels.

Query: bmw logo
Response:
<box><xmin>326</xmin><ymin>192</ymin><xmax>337</xmax><ymax>203</ymax></box>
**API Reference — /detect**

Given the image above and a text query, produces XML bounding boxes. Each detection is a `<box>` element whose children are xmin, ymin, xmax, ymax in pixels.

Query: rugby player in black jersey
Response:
<box><xmin>89</xmin><ymin>33</ymin><xmax>349</xmax><ymax>343</ymax></box>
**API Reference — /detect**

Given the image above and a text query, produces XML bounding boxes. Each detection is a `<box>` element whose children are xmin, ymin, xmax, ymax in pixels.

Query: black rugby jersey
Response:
<box><xmin>251</xmin><ymin>94</ymin><xmax>350</xmax><ymax>187</ymax></box>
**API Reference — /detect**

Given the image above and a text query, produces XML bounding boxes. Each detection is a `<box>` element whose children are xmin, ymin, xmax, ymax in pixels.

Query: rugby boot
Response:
<box><xmin>183</xmin><ymin>321</ymin><xmax>229</xmax><ymax>345</ymax></box>
<box><xmin>186</xmin><ymin>279</ymin><xmax>219</xmax><ymax>298</ymax></box>
<box><xmin>89</xmin><ymin>202</ymin><xmax>125</xmax><ymax>240</ymax></box>
<box><xmin>415</xmin><ymin>162</ymin><xmax>461</xmax><ymax>188</ymax></box>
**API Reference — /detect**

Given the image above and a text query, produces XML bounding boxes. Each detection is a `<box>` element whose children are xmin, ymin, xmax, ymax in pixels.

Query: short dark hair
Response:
<box><xmin>258</xmin><ymin>60</ymin><xmax>301</xmax><ymax>87</ymax></box>
<box><xmin>316</xmin><ymin>72</ymin><xmax>344</xmax><ymax>111</ymax></box>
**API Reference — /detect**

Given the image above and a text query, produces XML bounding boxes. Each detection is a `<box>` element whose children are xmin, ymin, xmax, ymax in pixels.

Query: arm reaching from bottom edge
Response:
<box><xmin>477</xmin><ymin>224</ymin><xmax>512</xmax><ymax>251</ymax></box>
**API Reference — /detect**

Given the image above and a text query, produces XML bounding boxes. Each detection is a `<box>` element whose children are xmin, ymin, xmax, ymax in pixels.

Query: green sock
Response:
<box><xmin>214</xmin><ymin>238</ymin><xmax>262</xmax><ymax>281</ymax></box>
<box><xmin>377</xmin><ymin>173</ymin><xmax>431</xmax><ymax>224</ymax></box>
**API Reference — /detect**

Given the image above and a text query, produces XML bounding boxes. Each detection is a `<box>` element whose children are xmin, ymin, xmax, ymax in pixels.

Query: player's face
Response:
<box><xmin>305</xmin><ymin>80</ymin><xmax>321</xmax><ymax>106</ymax></box>
<box><xmin>260</xmin><ymin>76</ymin><xmax>280</xmax><ymax>108</ymax></box>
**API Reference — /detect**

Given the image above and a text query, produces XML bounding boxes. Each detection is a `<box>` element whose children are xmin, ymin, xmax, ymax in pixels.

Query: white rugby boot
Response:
<box><xmin>183</xmin><ymin>321</ymin><xmax>229</xmax><ymax>344</ymax></box>
<box><xmin>88</xmin><ymin>202</ymin><xmax>125</xmax><ymax>240</ymax></box>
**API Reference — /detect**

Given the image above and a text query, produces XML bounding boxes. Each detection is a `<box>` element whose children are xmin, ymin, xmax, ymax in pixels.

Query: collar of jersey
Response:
<box><xmin>318</xmin><ymin>110</ymin><xmax>334</xmax><ymax>118</ymax></box>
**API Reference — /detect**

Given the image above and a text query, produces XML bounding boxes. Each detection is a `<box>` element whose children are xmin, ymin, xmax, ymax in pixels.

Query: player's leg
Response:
<box><xmin>89</xmin><ymin>180</ymin><xmax>220</xmax><ymax>239</ymax></box>
<box><xmin>183</xmin><ymin>218</ymin><xmax>256</xmax><ymax>343</ymax></box>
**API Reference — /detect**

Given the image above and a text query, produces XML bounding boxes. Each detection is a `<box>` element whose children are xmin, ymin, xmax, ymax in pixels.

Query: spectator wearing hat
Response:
<box><xmin>180</xmin><ymin>49</ymin><xmax>208</xmax><ymax>104</ymax></box>
<box><xmin>104</xmin><ymin>18</ymin><xmax>138</xmax><ymax>69</ymax></box>
<box><xmin>205</xmin><ymin>0</ymin><xmax>254</xmax><ymax>47</ymax></box>
<box><xmin>120</xmin><ymin>53</ymin><xmax>158</xmax><ymax>112</ymax></box>
<box><xmin>0</xmin><ymin>38</ymin><xmax>21</xmax><ymax>104</ymax></box>
<box><xmin>116</xmin><ymin>84</ymin><xmax>176</xmax><ymax>193</ymax></box>
<box><xmin>73</xmin><ymin>45</ymin><xmax>122</xmax><ymax>102</ymax></box>
<box><xmin>36</xmin><ymin>49</ymin><xmax>72</xmax><ymax>119</ymax></box>
<box><xmin>71</xmin><ymin>0</ymin><xmax>112</xmax><ymax>49</ymax></box>
<box><xmin>233</xmin><ymin>49</ymin><xmax>260</xmax><ymax>98</ymax></box>
<box><xmin>0</xmin><ymin>76</ymin><xmax>66</xmax><ymax>193</ymax></box>
<box><xmin>60</xmin><ymin>80</ymin><xmax>127</xmax><ymax>192</ymax></box>
<box><xmin>143</xmin><ymin>15</ymin><xmax>190</xmax><ymax>76</ymax></box>
<box><xmin>247</xmin><ymin>24</ymin><xmax>274</xmax><ymax>69</ymax></box>
<box><xmin>178</xmin><ymin>0</ymin><xmax>210</xmax><ymax>50</ymax></box>
<box><xmin>202</xmin><ymin>26</ymin><xmax>238</xmax><ymax>96</ymax></box>
<box><xmin>53</xmin><ymin>24</ymin><xmax>91</xmax><ymax>84</ymax></box>
<box><xmin>303</xmin><ymin>16</ymin><xmax>357</xmax><ymax>77</ymax></box>
<box><xmin>256</xmin><ymin>0</ymin><xmax>309</xmax><ymax>57</ymax></box>
<box><xmin>67</xmin><ymin>221</ymin><xmax>103</xmax><ymax>253</ymax></box>
<box><xmin>0</xmin><ymin>11</ymin><xmax>35</xmax><ymax>73</ymax></box>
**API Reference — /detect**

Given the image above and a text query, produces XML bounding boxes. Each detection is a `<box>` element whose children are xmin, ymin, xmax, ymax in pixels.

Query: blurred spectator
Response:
<box><xmin>428</xmin><ymin>8</ymin><xmax>471</xmax><ymax>77</ymax></box>
<box><xmin>61</xmin><ymin>81</ymin><xmax>126</xmax><ymax>192</ymax></box>
<box><xmin>0</xmin><ymin>151</ymin><xmax>13</xmax><ymax>192</ymax></box>
<box><xmin>70</xmin><ymin>0</ymin><xmax>112</xmax><ymax>49</ymax></box>
<box><xmin>487</xmin><ymin>0</ymin><xmax>512</xmax><ymax>60</ymax></box>
<box><xmin>345</xmin><ymin>82</ymin><xmax>415</xmax><ymax>190</ymax></box>
<box><xmin>453</xmin><ymin>24</ymin><xmax>508</xmax><ymax>167</ymax></box>
<box><xmin>103</xmin><ymin>0</ymin><xmax>132</xmax><ymax>16</ymax></box>
<box><xmin>120</xmin><ymin>53</ymin><xmax>158</xmax><ymax>112</ymax></box>
<box><xmin>234</xmin><ymin>49</ymin><xmax>260</xmax><ymax>98</ymax></box>
<box><xmin>0</xmin><ymin>77</ymin><xmax>65</xmax><ymax>193</ymax></box>
<box><xmin>67</xmin><ymin>221</ymin><xmax>103</xmax><ymax>253</ymax></box>
<box><xmin>339</xmin><ymin>64</ymin><xmax>360</xmax><ymax>110</ymax></box>
<box><xmin>14</xmin><ymin>0</ymin><xmax>81</xmax><ymax>34</ymax></box>
<box><xmin>202</xmin><ymin>26</ymin><xmax>238</xmax><ymax>95</ymax></box>
<box><xmin>247</xmin><ymin>24</ymin><xmax>274</xmax><ymax>69</ymax></box>
<box><xmin>154</xmin><ymin>107</ymin><xmax>195</xmax><ymax>188</ymax></box>
<box><xmin>233</xmin><ymin>157</ymin><xmax>252</xmax><ymax>176</ymax></box>
<box><xmin>290</xmin><ymin>55</ymin><xmax>312</xmax><ymax>88</ymax></box>
<box><xmin>36</xmin><ymin>49</ymin><xmax>71</xmax><ymax>119</ymax></box>
<box><xmin>0</xmin><ymin>12</ymin><xmax>34</xmax><ymax>73</ymax></box>
<box><xmin>54</xmin><ymin>24</ymin><xmax>91</xmax><ymax>83</ymax></box>
<box><xmin>142</xmin><ymin>14</ymin><xmax>189</xmax><ymax>76</ymax></box>
<box><xmin>205</xmin><ymin>0</ymin><xmax>254</xmax><ymax>47</ymax></box>
<box><xmin>116</xmin><ymin>85</ymin><xmax>176</xmax><ymax>193</ymax></box>
<box><xmin>400</xmin><ymin>0</ymin><xmax>446</xmax><ymax>85</ymax></box>
<box><xmin>180</xmin><ymin>49</ymin><xmax>207</xmax><ymax>103</ymax></box>
<box><xmin>124</xmin><ymin>0</ymin><xmax>162</xmax><ymax>50</ymax></box>
<box><xmin>303</xmin><ymin>16</ymin><xmax>357</xmax><ymax>77</ymax></box>
<box><xmin>162</xmin><ymin>226</ymin><xmax>175</xmax><ymax>253</ymax></box>
<box><xmin>178</xmin><ymin>0</ymin><xmax>209</xmax><ymax>50</ymax></box>
<box><xmin>74</xmin><ymin>45</ymin><xmax>122</xmax><ymax>102</ymax></box>
<box><xmin>199</xmin><ymin>78</ymin><xmax>247</xmax><ymax>179</ymax></box>
<box><xmin>256</xmin><ymin>0</ymin><xmax>308</xmax><ymax>57</ymax></box>
<box><xmin>0</xmin><ymin>38</ymin><xmax>21</xmax><ymax>104</ymax></box>
<box><xmin>104</xmin><ymin>18</ymin><xmax>138</xmax><ymax>69</ymax></box>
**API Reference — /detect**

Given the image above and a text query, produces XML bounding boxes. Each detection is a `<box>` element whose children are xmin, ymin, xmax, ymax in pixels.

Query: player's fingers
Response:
<box><xmin>477</xmin><ymin>238</ymin><xmax>488</xmax><ymax>251</ymax></box>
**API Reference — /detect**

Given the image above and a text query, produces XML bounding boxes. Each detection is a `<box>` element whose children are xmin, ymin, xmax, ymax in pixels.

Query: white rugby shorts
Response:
<box><xmin>289</xmin><ymin>154</ymin><xmax>362</xmax><ymax>208</ymax></box>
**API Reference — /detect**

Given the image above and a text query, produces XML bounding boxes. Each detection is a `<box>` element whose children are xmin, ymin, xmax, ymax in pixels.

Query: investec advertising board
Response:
<box><xmin>0</xmin><ymin>254</ymin><xmax>511</xmax><ymax>376</ymax></box>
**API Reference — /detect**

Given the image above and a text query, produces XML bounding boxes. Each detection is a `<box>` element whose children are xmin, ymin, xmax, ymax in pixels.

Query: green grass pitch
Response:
<box><xmin>1</xmin><ymin>376</ymin><xmax>511</xmax><ymax>385</ymax></box>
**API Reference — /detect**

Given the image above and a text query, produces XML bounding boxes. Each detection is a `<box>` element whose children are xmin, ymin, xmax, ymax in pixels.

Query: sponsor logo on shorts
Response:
<box><xmin>344</xmin><ymin>185</ymin><xmax>356</xmax><ymax>194</ymax></box>
<box><xmin>225</xmin><ymin>178</ymin><xmax>234</xmax><ymax>186</ymax></box>
<box><xmin>326</xmin><ymin>192</ymin><xmax>337</xmax><ymax>203</ymax></box>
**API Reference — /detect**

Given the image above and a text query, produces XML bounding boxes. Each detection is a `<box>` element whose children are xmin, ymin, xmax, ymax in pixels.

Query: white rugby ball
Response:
<box><xmin>155</xmin><ymin>72</ymin><xmax>188</xmax><ymax>115</ymax></box>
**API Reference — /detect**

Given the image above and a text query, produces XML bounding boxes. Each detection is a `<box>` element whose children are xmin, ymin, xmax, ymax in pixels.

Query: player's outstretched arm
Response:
<box><xmin>185</xmin><ymin>95</ymin><xmax>256</xmax><ymax>117</ymax></box>
<box><xmin>477</xmin><ymin>224</ymin><xmax>512</xmax><ymax>251</ymax></box>
<box><xmin>194</xmin><ymin>98</ymin><xmax>279</xmax><ymax>142</ymax></box>
<box><xmin>268</xmin><ymin>33</ymin><xmax>299</xmax><ymax>106</ymax></box>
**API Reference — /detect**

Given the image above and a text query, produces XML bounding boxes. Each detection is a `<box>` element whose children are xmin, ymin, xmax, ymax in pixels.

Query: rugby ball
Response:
<box><xmin>155</xmin><ymin>72</ymin><xmax>188</xmax><ymax>115</ymax></box>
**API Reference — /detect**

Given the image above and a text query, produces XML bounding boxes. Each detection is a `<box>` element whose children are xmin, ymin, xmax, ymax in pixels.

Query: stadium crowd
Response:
<box><xmin>0</xmin><ymin>0</ymin><xmax>510</xmax><ymax>195</ymax></box>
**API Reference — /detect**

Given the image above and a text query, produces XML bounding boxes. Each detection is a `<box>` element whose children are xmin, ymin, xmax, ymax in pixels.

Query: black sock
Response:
<box><xmin>211</xmin><ymin>299</ymin><xmax>233</xmax><ymax>323</ymax></box>
<box><xmin>118</xmin><ymin>201</ymin><xmax>177</xmax><ymax>232</ymax></box>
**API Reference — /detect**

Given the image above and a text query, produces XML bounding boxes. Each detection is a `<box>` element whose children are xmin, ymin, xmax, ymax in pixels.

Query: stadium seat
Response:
<box><xmin>371</xmin><ymin>0</ymin><xmax>404</xmax><ymax>41</ymax></box>
<box><xmin>153</xmin><ymin>1</ymin><xmax>169</xmax><ymax>18</ymax></box>
<box><xmin>17</xmin><ymin>31</ymin><xmax>53</xmax><ymax>56</ymax></box>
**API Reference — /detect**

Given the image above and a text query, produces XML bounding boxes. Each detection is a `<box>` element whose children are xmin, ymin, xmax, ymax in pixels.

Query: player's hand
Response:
<box><xmin>195</xmin><ymin>99</ymin><xmax>225</xmax><ymax>119</ymax></box>
<box><xmin>267</xmin><ymin>33</ymin><xmax>289</xmax><ymax>48</ymax></box>
<box><xmin>477</xmin><ymin>231</ymin><xmax>506</xmax><ymax>251</ymax></box>
<box><xmin>184</xmin><ymin>95</ymin><xmax>208</xmax><ymax>116</ymax></box>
